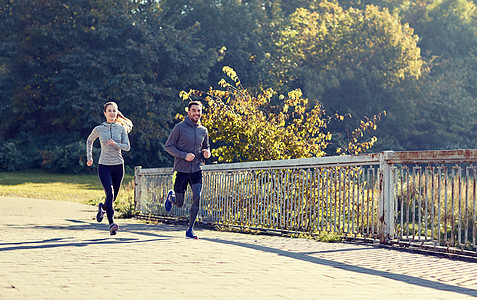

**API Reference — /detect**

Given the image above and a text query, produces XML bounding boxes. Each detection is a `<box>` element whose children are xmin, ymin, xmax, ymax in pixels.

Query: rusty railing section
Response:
<box><xmin>135</xmin><ymin>149</ymin><xmax>477</xmax><ymax>255</ymax></box>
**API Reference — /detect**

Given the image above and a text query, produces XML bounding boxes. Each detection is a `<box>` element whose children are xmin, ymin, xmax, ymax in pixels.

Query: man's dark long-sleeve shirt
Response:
<box><xmin>165</xmin><ymin>116</ymin><xmax>210</xmax><ymax>173</ymax></box>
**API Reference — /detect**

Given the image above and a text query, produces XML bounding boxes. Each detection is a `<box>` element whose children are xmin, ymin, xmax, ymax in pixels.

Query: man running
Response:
<box><xmin>164</xmin><ymin>101</ymin><xmax>211</xmax><ymax>239</ymax></box>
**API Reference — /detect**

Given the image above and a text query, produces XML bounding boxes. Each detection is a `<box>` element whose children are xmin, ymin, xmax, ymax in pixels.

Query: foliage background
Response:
<box><xmin>1</xmin><ymin>0</ymin><xmax>477</xmax><ymax>172</ymax></box>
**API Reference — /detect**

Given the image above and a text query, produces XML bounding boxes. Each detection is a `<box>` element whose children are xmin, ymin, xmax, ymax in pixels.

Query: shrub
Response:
<box><xmin>317</xmin><ymin>232</ymin><xmax>343</xmax><ymax>242</ymax></box>
<box><xmin>40</xmin><ymin>141</ymin><xmax>99</xmax><ymax>174</ymax></box>
<box><xmin>0</xmin><ymin>141</ymin><xmax>26</xmax><ymax>171</ymax></box>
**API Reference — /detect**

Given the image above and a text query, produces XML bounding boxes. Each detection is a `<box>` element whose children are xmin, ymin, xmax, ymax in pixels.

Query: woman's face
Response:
<box><xmin>104</xmin><ymin>104</ymin><xmax>118</xmax><ymax>123</ymax></box>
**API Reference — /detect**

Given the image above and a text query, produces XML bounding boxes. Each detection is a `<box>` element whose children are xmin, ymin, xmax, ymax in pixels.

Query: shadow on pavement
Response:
<box><xmin>201</xmin><ymin>237</ymin><xmax>477</xmax><ymax>298</ymax></box>
<box><xmin>301</xmin><ymin>247</ymin><xmax>382</xmax><ymax>255</ymax></box>
<box><xmin>0</xmin><ymin>220</ymin><xmax>186</xmax><ymax>252</ymax></box>
<box><xmin>0</xmin><ymin>236</ymin><xmax>168</xmax><ymax>252</ymax></box>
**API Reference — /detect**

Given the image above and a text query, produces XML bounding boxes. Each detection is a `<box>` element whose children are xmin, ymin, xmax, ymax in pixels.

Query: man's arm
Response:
<box><xmin>202</xmin><ymin>129</ymin><xmax>211</xmax><ymax>159</ymax></box>
<box><xmin>165</xmin><ymin>125</ymin><xmax>186</xmax><ymax>159</ymax></box>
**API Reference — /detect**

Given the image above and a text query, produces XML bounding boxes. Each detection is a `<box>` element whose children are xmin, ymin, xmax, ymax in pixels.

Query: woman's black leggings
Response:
<box><xmin>98</xmin><ymin>164</ymin><xmax>124</xmax><ymax>225</ymax></box>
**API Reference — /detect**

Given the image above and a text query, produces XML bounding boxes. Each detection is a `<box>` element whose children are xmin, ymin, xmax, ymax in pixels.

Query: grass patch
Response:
<box><xmin>0</xmin><ymin>170</ymin><xmax>135</xmax><ymax>218</ymax></box>
<box><xmin>317</xmin><ymin>232</ymin><xmax>343</xmax><ymax>243</ymax></box>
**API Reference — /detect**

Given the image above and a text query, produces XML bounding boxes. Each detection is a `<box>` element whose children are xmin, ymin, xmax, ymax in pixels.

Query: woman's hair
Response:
<box><xmin>104</xmin><ymin>101</ymin><xmax>133</xmax><ymax>133</ymax></box>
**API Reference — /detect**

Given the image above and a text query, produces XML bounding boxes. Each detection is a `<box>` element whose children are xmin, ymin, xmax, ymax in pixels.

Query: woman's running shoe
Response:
<box><xmin>96</xmin><ymin>203</ymin><xmax>105</xmax><ymax>223</ymax></box>
<box><xmin>109</xmin><ymin>223</ymin><xmax>119</xmax><ymax>235</ymax></box>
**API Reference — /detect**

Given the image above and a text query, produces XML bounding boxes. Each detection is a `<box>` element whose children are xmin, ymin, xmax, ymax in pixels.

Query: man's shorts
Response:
<box><xmin>173</xmin><ymin>170</ymin><xmax>203</xmax><ymax>193</ymax></box>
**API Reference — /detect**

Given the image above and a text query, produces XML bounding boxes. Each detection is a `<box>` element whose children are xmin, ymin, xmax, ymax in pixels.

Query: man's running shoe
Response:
<box><xmin>186</xmin><ymin>228</ymin><xmax>198</xmax><ymax>239</ymax></box>
<box><xmin>96</xmin><ymin>202</ymin><xmax>105</xmax><ymax>223</ymax></box>
<box><xmin>109</xmin><ymin>223</ymin><xmax>119</xmax><ymax>236</ymax></box>
<box><xmin>164</xmin><ymin>190</ymin><xmax>175</xmax><ymax>212</ymax></box>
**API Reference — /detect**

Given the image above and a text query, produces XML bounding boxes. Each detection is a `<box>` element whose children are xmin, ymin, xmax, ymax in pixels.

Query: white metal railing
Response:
<box><xmin>134</xmin><ymin>149</ymin><xmax>477</xmax><ymax>254</ymax></box>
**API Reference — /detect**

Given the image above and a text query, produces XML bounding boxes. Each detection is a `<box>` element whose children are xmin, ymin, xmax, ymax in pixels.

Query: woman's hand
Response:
<box><xmin>87</xmin><ymin>159</ymin><xmax>93</xmax><ymax>167</ymax></box>
<box><xmin>106</xmin><ymin>139</ymin><xmax>115</xmax><ymax>146</ymax></box>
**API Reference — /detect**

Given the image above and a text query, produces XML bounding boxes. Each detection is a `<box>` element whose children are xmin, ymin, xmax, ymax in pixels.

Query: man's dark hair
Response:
<box><xmin>188</xmin><ymin>101</ymin><xmax>202</xmax><ymax>110</ymax></box>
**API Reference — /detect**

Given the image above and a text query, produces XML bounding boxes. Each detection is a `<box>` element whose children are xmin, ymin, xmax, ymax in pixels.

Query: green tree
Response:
<box><xmin>0</xmin><ymin>0</ymin><xmax>217</xmax><ymax>169</ymax></box>
<box><xmin>260</xmin><ymin>2</ymin><xmax>423</xmax><ymax>152</ymax></box>
<box><xmin>271</xmin><ymin>3</ymin><xmax>422</xmax><ymax>96</ymax></box>
<box><xmin>340</xmin><ymin>0</ymin><xmax>477</xmax><ymax>59</ymax></box>
<box><xmin>409</xmin><ymin>55</ymin><xmax>477</xmax><ymax>149</ymax></box>
<box><xmin>0</xmin><ymin>0</ymin><xmax>17</xmax><ymax>139</ymax></box>
<box><xmin>418</xmin><ymin>0</ymin><xmax>477</xmax><ymax>58</ymax></box>
<box><xmin>157</xmin><ymin>0</ymin><xmax>274</xmax><ymax>89</ymax></box>
<box><xmin>335</xmin><ymin>0</ymin><xmax>477</xmax><ymax>152</ymax></box>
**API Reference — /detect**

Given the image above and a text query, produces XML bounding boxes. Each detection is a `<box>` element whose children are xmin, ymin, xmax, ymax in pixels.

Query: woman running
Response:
<box><xmin>86</xmin><ymin>101</ymin><xmax>133</xmax><ymax>235</ymax></box>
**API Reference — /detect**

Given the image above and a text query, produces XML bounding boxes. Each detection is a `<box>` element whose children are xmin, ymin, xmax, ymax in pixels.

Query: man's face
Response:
<box><xmin>188</xmin><ymin>104</ymin><xmax>202</xmax><ymax>123</ymax></box>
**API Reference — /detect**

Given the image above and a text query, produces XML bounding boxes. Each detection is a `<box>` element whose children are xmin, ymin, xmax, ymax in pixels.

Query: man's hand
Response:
<box><xmin>185</xmin><ymin>153</ymin><xmax>195</xmax><ymax>161</ymax></box>
<box><xmin>202</xmin><ymin>149</ymin><xmax>211</xmax><ymax>159</ymax></box>
<box><xmin>87</xmin><ymin>159</ymin><xmax>93</xmax><ymax>166</ymax></box>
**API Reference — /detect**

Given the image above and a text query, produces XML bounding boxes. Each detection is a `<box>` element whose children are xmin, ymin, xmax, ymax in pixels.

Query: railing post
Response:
<box><xmin>134</xmin><ymin>166</ymin><xmax>142</xmax><ymax>214</ymax></box>
<box><xmin>379</xmin><ymin>152</ymin><xmax>394</xmax><ymax>243</ymax></box>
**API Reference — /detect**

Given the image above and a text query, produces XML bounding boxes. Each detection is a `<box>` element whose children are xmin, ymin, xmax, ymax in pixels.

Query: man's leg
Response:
<box><xmin>188</xmin><ymin>182</ymin><xmax>202</xmax><ymax>230</ymax></box>
<box><xmin>174</xmin><ymin>192</ymin><xmax>185</xmax><ymax>207</ymax></box>
<box><xmin>185</xmin><ymin>171</ymin><xmax>202</xmax><ymax>239</ymax></box>
<box><xmin>173</xmin><ymin>172</ymin><xmax>189</xmax><ymax>208</ymax></box>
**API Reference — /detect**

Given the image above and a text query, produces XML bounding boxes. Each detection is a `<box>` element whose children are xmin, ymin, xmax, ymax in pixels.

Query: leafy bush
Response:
<box><xmin>0</xmin><ymin>141</ymin><xmax>26</xmax><ymax>171</ymax></box>
<box><xmin>0</xmin><ymin>135</ymin><xmax>92</xmax><ymax>172</ymax></box>
<box><xmin>40</xmin><ymin>141</ymin><xmax>99</xmax><ymax>174</ymax></box>
<box><xmin>0</xmin><ymin>133</ymin><xmax>139</xmax><ymax>174</ymax></box>
<box><xmin>181</xmin><ymin>67</ymin><xmax>384</xmax><ymax>163</ymax></box>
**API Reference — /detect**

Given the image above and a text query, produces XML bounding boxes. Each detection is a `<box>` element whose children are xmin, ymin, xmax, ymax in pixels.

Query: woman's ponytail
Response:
<box><xmin>116</xmin><ymin>111</ymin><xmax>133</xmax><ymax>133</ymax></box>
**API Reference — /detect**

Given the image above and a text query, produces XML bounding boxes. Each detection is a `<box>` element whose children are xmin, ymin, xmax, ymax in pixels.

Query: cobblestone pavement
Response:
<box><xmin>1</xmin><ymin>196</ymin><xmax>476</xmax><ymax>299</ymax></box>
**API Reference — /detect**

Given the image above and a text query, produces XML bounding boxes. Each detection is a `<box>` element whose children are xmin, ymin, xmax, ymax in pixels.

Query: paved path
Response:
<box><xmin>0</xmin><ymin>196</ymin><xmax>476</xmax><ymax>299</ymax></box>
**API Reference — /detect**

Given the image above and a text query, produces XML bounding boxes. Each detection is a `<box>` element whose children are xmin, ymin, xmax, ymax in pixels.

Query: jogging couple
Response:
<box><xmin>86</xmin><ymin>101</ymin><xmax>210</xmax><ymax>238</ymax></box>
